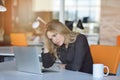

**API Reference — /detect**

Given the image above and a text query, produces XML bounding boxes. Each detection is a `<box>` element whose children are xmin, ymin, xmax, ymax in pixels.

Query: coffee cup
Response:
<box><xmin>93</xmin><ymin>64</ymin><xmax>109</xmax><ymax>78</ymax></box>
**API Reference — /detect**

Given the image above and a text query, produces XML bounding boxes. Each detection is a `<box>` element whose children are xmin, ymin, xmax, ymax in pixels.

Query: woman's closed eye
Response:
<box><xmin>49</xmin><ymin>33</ymin><xmax>58</xmax><ymax>41</ymax></box>
<box><xmin>52</xmin><ymin>33</ymin><xmax>57</xmax><ymax>38</ymax></box>
<box><xmin>47</xmin><ymin>31</ymin><xmax>64</xmax><ymax>46</ymax></box>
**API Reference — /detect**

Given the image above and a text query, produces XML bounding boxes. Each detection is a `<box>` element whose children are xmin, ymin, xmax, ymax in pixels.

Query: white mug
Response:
<box><xmin>93</xmin><ymin>64</ymin><xmax>109</xmax><ymax>78</ymax></box>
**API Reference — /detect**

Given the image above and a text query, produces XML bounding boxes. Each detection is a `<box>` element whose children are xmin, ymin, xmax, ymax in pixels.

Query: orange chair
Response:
<box><xmin>90</xmin><ymin>45</ymin><xmax>120</xmax><ymax>74</ymax></box>
<box><xmin>117</xmin><ymin>35</ymin><xmax>120</xmax><ymax>46</ymax></box>
<box><xmin>10</xmin><ymin>33</ymin><xmax>28</xmax><ymax>46</ymax></box>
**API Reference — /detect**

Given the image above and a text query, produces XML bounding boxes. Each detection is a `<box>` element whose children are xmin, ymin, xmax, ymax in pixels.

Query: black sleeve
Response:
<box><xmin>41</xmin><ymin>52</ymin><xmax>56</xmax><ymax>68</ymax></box>
<box><xmin>65</xmin><ymin>34</ymin><xmax>90</xmax><ymax>71</ymax></box>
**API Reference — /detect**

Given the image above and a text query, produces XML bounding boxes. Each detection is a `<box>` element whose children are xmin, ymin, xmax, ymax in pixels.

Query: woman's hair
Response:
<box><xmin>44</xmin><ymin>20</ymin><xmax>80</xmax><ymax>57</ymax></box>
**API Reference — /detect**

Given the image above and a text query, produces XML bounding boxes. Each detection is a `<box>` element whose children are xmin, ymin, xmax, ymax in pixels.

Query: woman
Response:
<box><xmin>42</xmin><ymin>20</ymin><xmax>93</xmax><ymax>74</ymax></box>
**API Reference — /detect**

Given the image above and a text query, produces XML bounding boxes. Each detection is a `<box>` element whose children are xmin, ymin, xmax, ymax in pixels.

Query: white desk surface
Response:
<box><xmin>0</xmin><ymin>61</ymin><xmax>120</xmax><ymax>80</ymax></box>
<box><xmin>0</xmin><ymin>53</ymin><xmax>14</xmax><ymax>56</ymax></box>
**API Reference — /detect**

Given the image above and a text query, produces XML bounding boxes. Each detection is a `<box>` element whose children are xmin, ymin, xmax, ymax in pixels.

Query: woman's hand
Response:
<box><xmin>59</xmin><ymin>64</ymin><xmax>66</xmax><ymax>69</ymax></box>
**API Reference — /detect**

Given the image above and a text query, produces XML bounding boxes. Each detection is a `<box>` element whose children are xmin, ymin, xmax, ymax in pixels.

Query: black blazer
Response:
<box><xmin>42</xmin><ymin>34</ymin><xmax>93</xmax><ymax>74</ymax></box>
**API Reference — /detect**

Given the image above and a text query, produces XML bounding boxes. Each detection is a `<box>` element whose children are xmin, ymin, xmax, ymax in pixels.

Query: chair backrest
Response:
<box><xmin>117</xmin><ymin>35</ymin><xmax>120</xmax><ymax>46</ymax></box>
<box><xmin>90</xmin><ymin>45</ymin><xmax>120</xmax><ymax>74</ymax></box>
<box><xmin>10</xmin><ymin>33</ymin><xmax>28</xmax><ymax>46</ymax></box>
<box><xmin>65</xmin><ymin>20</ymin><xmax>74</xmax><ymax>31</ymax></box>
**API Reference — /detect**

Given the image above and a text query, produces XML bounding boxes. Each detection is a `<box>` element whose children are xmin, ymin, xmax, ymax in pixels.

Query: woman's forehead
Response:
<box><xmin>47</xmin><ymin>31</ymin><xmax>54</xmax><ymax>35</ymax></box>
<box><xmin>47</xmin><ymin>30</ymin><xmax>56</xmax><ymax>34</ymax></box>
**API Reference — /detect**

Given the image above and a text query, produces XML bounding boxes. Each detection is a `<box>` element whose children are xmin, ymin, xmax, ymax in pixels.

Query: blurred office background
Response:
<box><xmin>0</xmin><ymin>0</ymin><xmax>120</xmax><ymax>46</ymax></box>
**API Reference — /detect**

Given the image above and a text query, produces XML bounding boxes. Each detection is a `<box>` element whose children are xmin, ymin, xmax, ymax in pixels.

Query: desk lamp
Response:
<box><xmin>0</xmin><ymin>0</ymin><xmax>7</xmax><ymax>12</ymax></box>
<box><xmin>77</xmin><ymin>19</ymin><xmax>84</xmax><ymax>29</ymax></box>
<box><xmin>32</xmin><ymin>17</ymin><xmax>46</xmax><ymax>29</ymax></box>
<box><xmin>32</xmin><ymin>16</ymin><xmax>47</xmax><ymax>36</ymax></box>
<box><xmin>32</xmin><ymin>17</ymin><xmax>47</xmax><ymax>45</ymax></box>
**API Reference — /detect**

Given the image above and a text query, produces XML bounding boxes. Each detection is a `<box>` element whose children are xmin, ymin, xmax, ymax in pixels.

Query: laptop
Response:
<box><xmin>13</xmin><ymin>46</ymin><xmax>59</xmax><ymax>74</ymax></box>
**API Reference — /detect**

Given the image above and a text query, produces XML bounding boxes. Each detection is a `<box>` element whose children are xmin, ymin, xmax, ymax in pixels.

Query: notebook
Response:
<box><xmin>13</xmin><ymin>46</ymin><xmax>59</xmax><ymax>74</ymax></box>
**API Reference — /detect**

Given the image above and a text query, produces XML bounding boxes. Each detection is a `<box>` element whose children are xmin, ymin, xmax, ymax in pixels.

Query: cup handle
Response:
<box><xmin>104</xmin><ymin>66</ymin><xmax>109</xmax><ymax>76</ymax></box>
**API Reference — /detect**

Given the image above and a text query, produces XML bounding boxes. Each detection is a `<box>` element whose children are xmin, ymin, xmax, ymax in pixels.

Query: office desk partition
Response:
<box><xmin>0</xmin><ymin>46</ymin><xmax>14</xmax><ymax>62</ymax></box>
<box><xmin>0</xmin><ymin>61</ymin><xmax>120</xmax><ymax>80</ymax></box>
<box><xmin>0</xmin><ymin>46</ymin><xmax>42</xmax><ymax>62</ymax></box>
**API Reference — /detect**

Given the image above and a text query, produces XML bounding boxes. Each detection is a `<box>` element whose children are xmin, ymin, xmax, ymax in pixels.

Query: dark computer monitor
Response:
<box><xmin>65</xmin><ymin>20</ymin><xmax>74</xmax><ymax>31</ymax></box>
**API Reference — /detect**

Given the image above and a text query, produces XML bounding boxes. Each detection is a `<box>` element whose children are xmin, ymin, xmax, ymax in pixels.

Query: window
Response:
<box><xmin>53</xmin><ymin>0</ymin><xmax>101</xmax><ymax>22</ymax></box>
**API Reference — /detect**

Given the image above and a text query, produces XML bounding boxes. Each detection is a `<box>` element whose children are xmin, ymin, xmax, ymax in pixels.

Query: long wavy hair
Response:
<box><xmin>44</xmin><ymin>20</ymin><xmax>79</xmax><ymax>57</ymax></box>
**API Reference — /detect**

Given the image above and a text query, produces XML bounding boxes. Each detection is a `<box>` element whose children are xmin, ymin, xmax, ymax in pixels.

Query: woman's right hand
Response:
<box><xmin>59</xmin><ymin>64</ymin><xmax>66</xmax><ymax>69</ymax></box>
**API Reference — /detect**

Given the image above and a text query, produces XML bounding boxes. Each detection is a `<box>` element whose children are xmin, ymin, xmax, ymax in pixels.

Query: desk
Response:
<box><xmin>0</xmin><ymin>46</ymin><xmax>14</xmax><ymax>62</ymax></box>
<box><xmin>1</xmin><ymin>70</ymin><xmax>120</xmax><ymax>80</ymax></box>
<box><xmin>0</xmin><ymin>61</ymin><xmax>120</xmax><ymax>80</ymax></box>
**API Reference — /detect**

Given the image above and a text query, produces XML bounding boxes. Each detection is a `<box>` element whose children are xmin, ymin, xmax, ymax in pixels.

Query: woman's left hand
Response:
<box><xmin>59</xmin><ymin>64</ymin><xmax>66</xmax><ymax>69</ymax></box>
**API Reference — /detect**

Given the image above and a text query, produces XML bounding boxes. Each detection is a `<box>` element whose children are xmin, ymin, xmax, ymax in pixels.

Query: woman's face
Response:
<box><xmin>47</xmin><ymin>31</ymin><xmax>65</xmax><ymax>46</ymax></box>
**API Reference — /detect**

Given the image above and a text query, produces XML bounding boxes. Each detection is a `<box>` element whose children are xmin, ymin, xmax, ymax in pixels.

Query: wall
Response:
<box><xmin>32</xmin><ymin>0</ymin><xmax>53</xmax><ymax>11</ymax></box>
<box><xmin>100</xmin><ymin>0</ymin><xmax>120</xmax><ymax>45</ymax></box>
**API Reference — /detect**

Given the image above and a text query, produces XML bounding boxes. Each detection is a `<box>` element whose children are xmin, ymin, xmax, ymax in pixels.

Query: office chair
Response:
<box><xmin>65</xmin><ymin>20</ymin><xmax>74</xmax><ymax>31</ymax></box>
<box><xmin>90</xmin><ymin>45</ymin><xmax>120</xmax><ymax>75</ymax></box>
<box><xmin>10</xmin><ymin>33</ymin><xmax>28</xmax><ymax>46</ymax></box>
<box><xmin>117</xmin><ymin>35</ymin><xmax>120</xmax><ymax>46</ymax></box>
